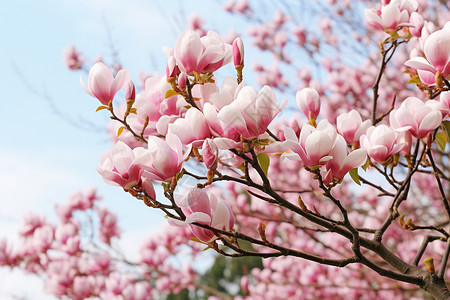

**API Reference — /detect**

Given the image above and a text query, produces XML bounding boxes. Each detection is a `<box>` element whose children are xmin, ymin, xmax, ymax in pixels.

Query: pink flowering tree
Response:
<box><xmin>4</xmin><ymin>0</ymin><xmax>450</xmax><ymax>299</ymax></box>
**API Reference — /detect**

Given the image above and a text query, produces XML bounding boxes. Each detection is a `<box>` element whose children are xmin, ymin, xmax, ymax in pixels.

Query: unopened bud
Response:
<box><xmin>258</xmin><ymin>221</ymin><xmax>267</xmax><ymax>241</ymax></box>
<box><xmin>202</xmin><ymin>139</ymin><xmax>219</xmax><ymax>170</ymax></box>
<box><xmin>126</xmin><ymin>80</ymin><xmax>135</xmax><ymax>100</ymax></box>
<box><xmin>436</xmin><ymin>71</ymin><xmax>445</xmax><ymax>89</ymax></box>
<box><xmin>298</xmin><ymin>195</ymin><xmax>309</xmax><ymax>213</ymax></box>
<box><xmin>178</xmin><ymin>73</ymin><xmax>187</xmax><ymax>88</ymax></box>
<box><xmin>166</xmin><ymin>56</ymin><xmax>179</xmax><ymax>79</ymax></box>
<box><xmin>424</xmin><ymin>257</ymin><xmax>435</xmax><ymax>273</ymax></box>
<box><xmin>232</xmin><ymin>37</ymin><xmax>244</xmax><ymax>67</ymax></box>
<box><xmin>296</xmin><ymin>88</ymin><xmax>320</xmax><ymax>124</ymax></box>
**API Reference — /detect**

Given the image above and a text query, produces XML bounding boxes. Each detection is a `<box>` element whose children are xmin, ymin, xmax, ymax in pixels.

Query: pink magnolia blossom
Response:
<box><xmin>166</xmin><ymin>56</ymin><xmax>179</xmax><ymax>79</ymax></box>
<box><xmin>167</xmin><ymin>108</ymin><xmax>211</xmax><ymax>147</ymax></box>
<box><xmin>202</xmin><ymin>139</ymin><xmax>219</xmax><ymax>170</ymax></box>
<box><xmin>172</xmin><ymin>189</ymin><xmax>235</xmax><ymax>242</ymax></box>
<box><xmin>360</xmin><ymin>125</ymin><xmax>405</xmax><ymax>163</ymax></box>
<box><xmin>214</xmin><ymin>85</ymin><xmax>287</xmax><ymax>140</ymax></box>
<box><xmin>364</xmin><ymin>0</ymin><xmax>416</xmax><ymax>33</ymax></box>
<box><xmin>97</xmin><ymin>141</ymin><xmax>146</xmax><ymax>190</ymax></box>
<box><xmin>63</xmin><ymin>45</ymin><xmax>85</xmax><ymax>70</ymax></box>
<box><xmin>405</xmin><ymin>22</ymin><xmax>450</xmax><ymax>85</ymax></box>
<box><xmin>336</xmin><ymin>110</ymin><xmax>371</xmax><ymax>145</ymax></box>
<box><xmin>390</xmin><ymin>97</ymin><xmax>442</xmax><ymax>138</ymax></box>
<box><xmin>439</xmin><ymin>91</ymin><xmax>450</xmax><ymax>117</ymax></box>
<box><xmin>96</xmin><ymin>206</ymin><xmax>122</xmax><ymax>244</ymax></box>
<box><xmin>281</xmin><ymin>120</ymin><xmax>338</xmax><ymax>168</ymax></box>
<box><xmin>409</xmin><ymin>12</ymin><xmax>424</xmax><ymax>37</ymax></box>
<box><xmin>173</xmin><ymin>30</ymin><xmax>232</xmax><ymax>75</ymax></box>
<box><xmin>322</xmin><ymin>135</ymin><xmax>367</xmax><ymax>183</ymax></box>
<box><xmin>136</xmin><ymin>134</ymin><xmax>187</xmax><ymax>181</ymax></box>
<box><xmin>80</xmin><ymin>62</ymin><xmax>131</xmax><ymax>105</ymax></box>
<box><xmin>296</xmin><ymin>87</ymin><xmax>321</xmax><ymax>122</ymax></box>
<box><xmin>232</xmin><ymin>37</ymin><xmax>244</xmax><ymax>67</ymax></box>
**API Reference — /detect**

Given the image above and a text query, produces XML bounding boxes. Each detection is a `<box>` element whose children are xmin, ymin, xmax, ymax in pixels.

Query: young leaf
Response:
<box><xmin>361</xmin><ymin>157</ymin><xmax>370</xmax><ymax>171</ymax></box>
<box><xmin>442</xmin><ymin>120</ymin><xmax>450</xmax><ymax>140</ymax></box>
<box><xmin>435</xmin><ymin>132</ymin><xmax>447</xmax><ymax>152</ymax></box>
<box><xmin>117</xmin><ymin>126</ymin><xmax>125</xmax><ymax>137</ymax></box>
<box><xmin>96</xmin><ymin>105</ymin><xmax>108</xmax><ymax>112</ymax></box>
<box><xmin>257</xmin><ymin>153</ymin><xmax>270</xmax><ymax>176</ymax></box>
<box><xmin>349</xmin><ymin>168</ymin><xmax>361</xmax><ymax>185</ymax></box>
<box><xmin>165</xmin><ymin>89</ymin><xmax>179</xmax><ymax>99</ymax></box>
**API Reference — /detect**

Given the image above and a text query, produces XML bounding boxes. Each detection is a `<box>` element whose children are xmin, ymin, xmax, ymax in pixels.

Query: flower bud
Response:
<box><xmin>178</xmin><ymin>73</ymin><xmax>187</xmax><ymax>89</ymax></box>
<box><xmin>296</xmin><ymin>88</ymin><xmax>320</xmax><ymax>125</ymax></box>
<box><xmin>232</xmin><ymin>37</ymin><xmax>244</xmax><ymax>67</ymax></box>
<box><xmin>166</xmin><ymin>56</ymin><xmax>179</xmax><ymax>79</ymax></box>
<box><xmin>202</xmin><ymin>139</ymin><xmax>219</xmax><ymax>170</ymax></box>
<box><xmin>424</xmin><ymin>257</ymin><xmax>435</xmax><ymax>273</ymax></box>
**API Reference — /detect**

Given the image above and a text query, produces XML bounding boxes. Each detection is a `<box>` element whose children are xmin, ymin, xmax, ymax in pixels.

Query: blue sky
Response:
<box><xmin>0</xmin><ymin>0</ymin><xmax>252</xmax><ymax>297</ymax></box>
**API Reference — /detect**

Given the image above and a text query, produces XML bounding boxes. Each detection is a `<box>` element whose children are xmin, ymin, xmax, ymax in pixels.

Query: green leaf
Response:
<box><xmin>349</xmin><ymin>168</ymin><xmax>361</xmax><ymax>186</ymax></box>
<box><xmin>435</xmin><ymin>132</ymin><xmax>447</xmax><ymax>152</ymax></box>
<box><xmin>257</xmin><ymin>153</ymin><xmax>270</xmax><ymax>176</ymax></box>
<box><xmin>405</xmin><ymin>75</ymin><xmax>421</xmax><ymax>86</ymax></box>
<box><xmin>190</xmin><ymin>237</ymin><xmax>203</xmax><ymax>243</ymax></box>
<box><xmin>96</xmin><ymin>105</ymin><xmax>108</xmax><ymax>112</ymax></box>
<box><xmin>361</xmin><ymin>157</ymin><xmax>370</xmax><ymax>171</ymax></box>
<box><xmin>117</xmin><ymin>126</ymin><xmax>125</xmax><ymax>137</ymax></box>
<box><xmin>202</xmin><ymin>245</ymin><xmax>212</xmax><ymax>252</ymax></box>
<box><xmin>176</xmin><ymin>169</ymin><xmax>185</xmax><ymax>181</ymax></box>
<box><xmin>165</xmin><ymin>89</ymin><xmax>179</xmax><ymax>99</ymax></box>
<box><xmin>442</xmin><ymin>120</ymin><xmax>450</xmax><ymax>140</ymax></box>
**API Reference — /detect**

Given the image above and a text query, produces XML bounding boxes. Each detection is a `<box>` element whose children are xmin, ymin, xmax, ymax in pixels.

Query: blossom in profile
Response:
<box><xmin>296</xmin><ymin>87</ymin><xmax>321</xmax><ymax>124</ymax></box>
<box><xmin>81</xmin><ymin>62</ymin><xmax>130</xmax><ymax>105</ymax></box>
<box><xmin>173</xmin><ymin>30</ymin><xmax>232</xmax><ymax>75</ymax></box>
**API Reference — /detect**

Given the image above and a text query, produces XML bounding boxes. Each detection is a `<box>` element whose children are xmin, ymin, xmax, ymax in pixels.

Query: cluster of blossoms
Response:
<box><xmin>80</xmin><ymin>14</ymin><xmax>450</xmax><ymax>245</ymax></box>
<box><xmin>0</xmin><ymin>189</ymin><xmax>202</xmax><ymax>299</ymax></box>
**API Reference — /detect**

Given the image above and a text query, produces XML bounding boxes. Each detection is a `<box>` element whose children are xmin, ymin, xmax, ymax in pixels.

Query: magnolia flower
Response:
<box><xmin>202</xmin><ymin>139</ymin><xmax>219</xmax><ymax>170</ymax></box>
<box><xmin>336</xmin><ymin>110</ymin><xmax>371</xmax><ymax>144</ymax></box>
<box><xmin>409</xmin><ymin>12</ymin><xmax>424</xmax><ymax>37</ymax></box>
<box><xmin>360</xmin><ymin>125</ymin><xmax>404</xmax><ymax>163</ymax></box>
<box><xmin>81</xmin><ymin>62</ymin><xmax>130</xmax><ymax>105</ymax></box>
<box><xmin>211</xmin><ymin>85</ymin><xmax>287</xmax><ymax>140</ymax></box>
<box><xmin>389</xmin><ymin>97</ymin><xmax>442</xmax><ymax>139</ymax></box>
<box><xmin>281</xmin><ymin>120</ymin><xmax>337</xmax><ymax>168</ymax></box>
<box><xmin>232</xmin><ymin>37</ymin><xmax>244</xmax><ymax>67</ymax></box>
<box><xmin>364</xmin><ymin>0</ymin><xmax>416</xmax><ymax>33</ymax></box>
<box><xmin>439</xmin><ymin>91</ymin><xmax>450</xmax><ymax>117</ymax></box>
<box><xmin>167</xmin><ymin>108</ymin><xmax>211</xmax><ymax>147</ymax></box>
<box><xmin>296</xmin><ymin>88</ymin><xmax>321</xmax><ymax>122</ymax></box>
<box><xmin>405</xmin><ymin>22</ymin><xmax>450</xmax><ymax>85</ymax></box>
<box><xmin>97</xmin><ymin>141</ymin><xmax>146</xmax><ymax>190</ymax></box>
<box><xmin>63</xmin><ymin>45</ymin><xmax>85</xmax><ymax>70</ymax></box>
<box><xmin>172</xmin><ymin>189</ymin><xmax>234</xmax><ymax>242</ymax></box>
<box><xmin>322</xmin><ymin>135</ymin><xmax>367</xmax><ymax>183</ymax></box>
<box><xmin>173</xmin><ymin>30</ymin><xmax>232</xmax><ymax>75</ymax></box>
<box><xmin>135</xmin><ymin>134</ymin><xmax>188</xmax><ymax>181</ymax></box>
